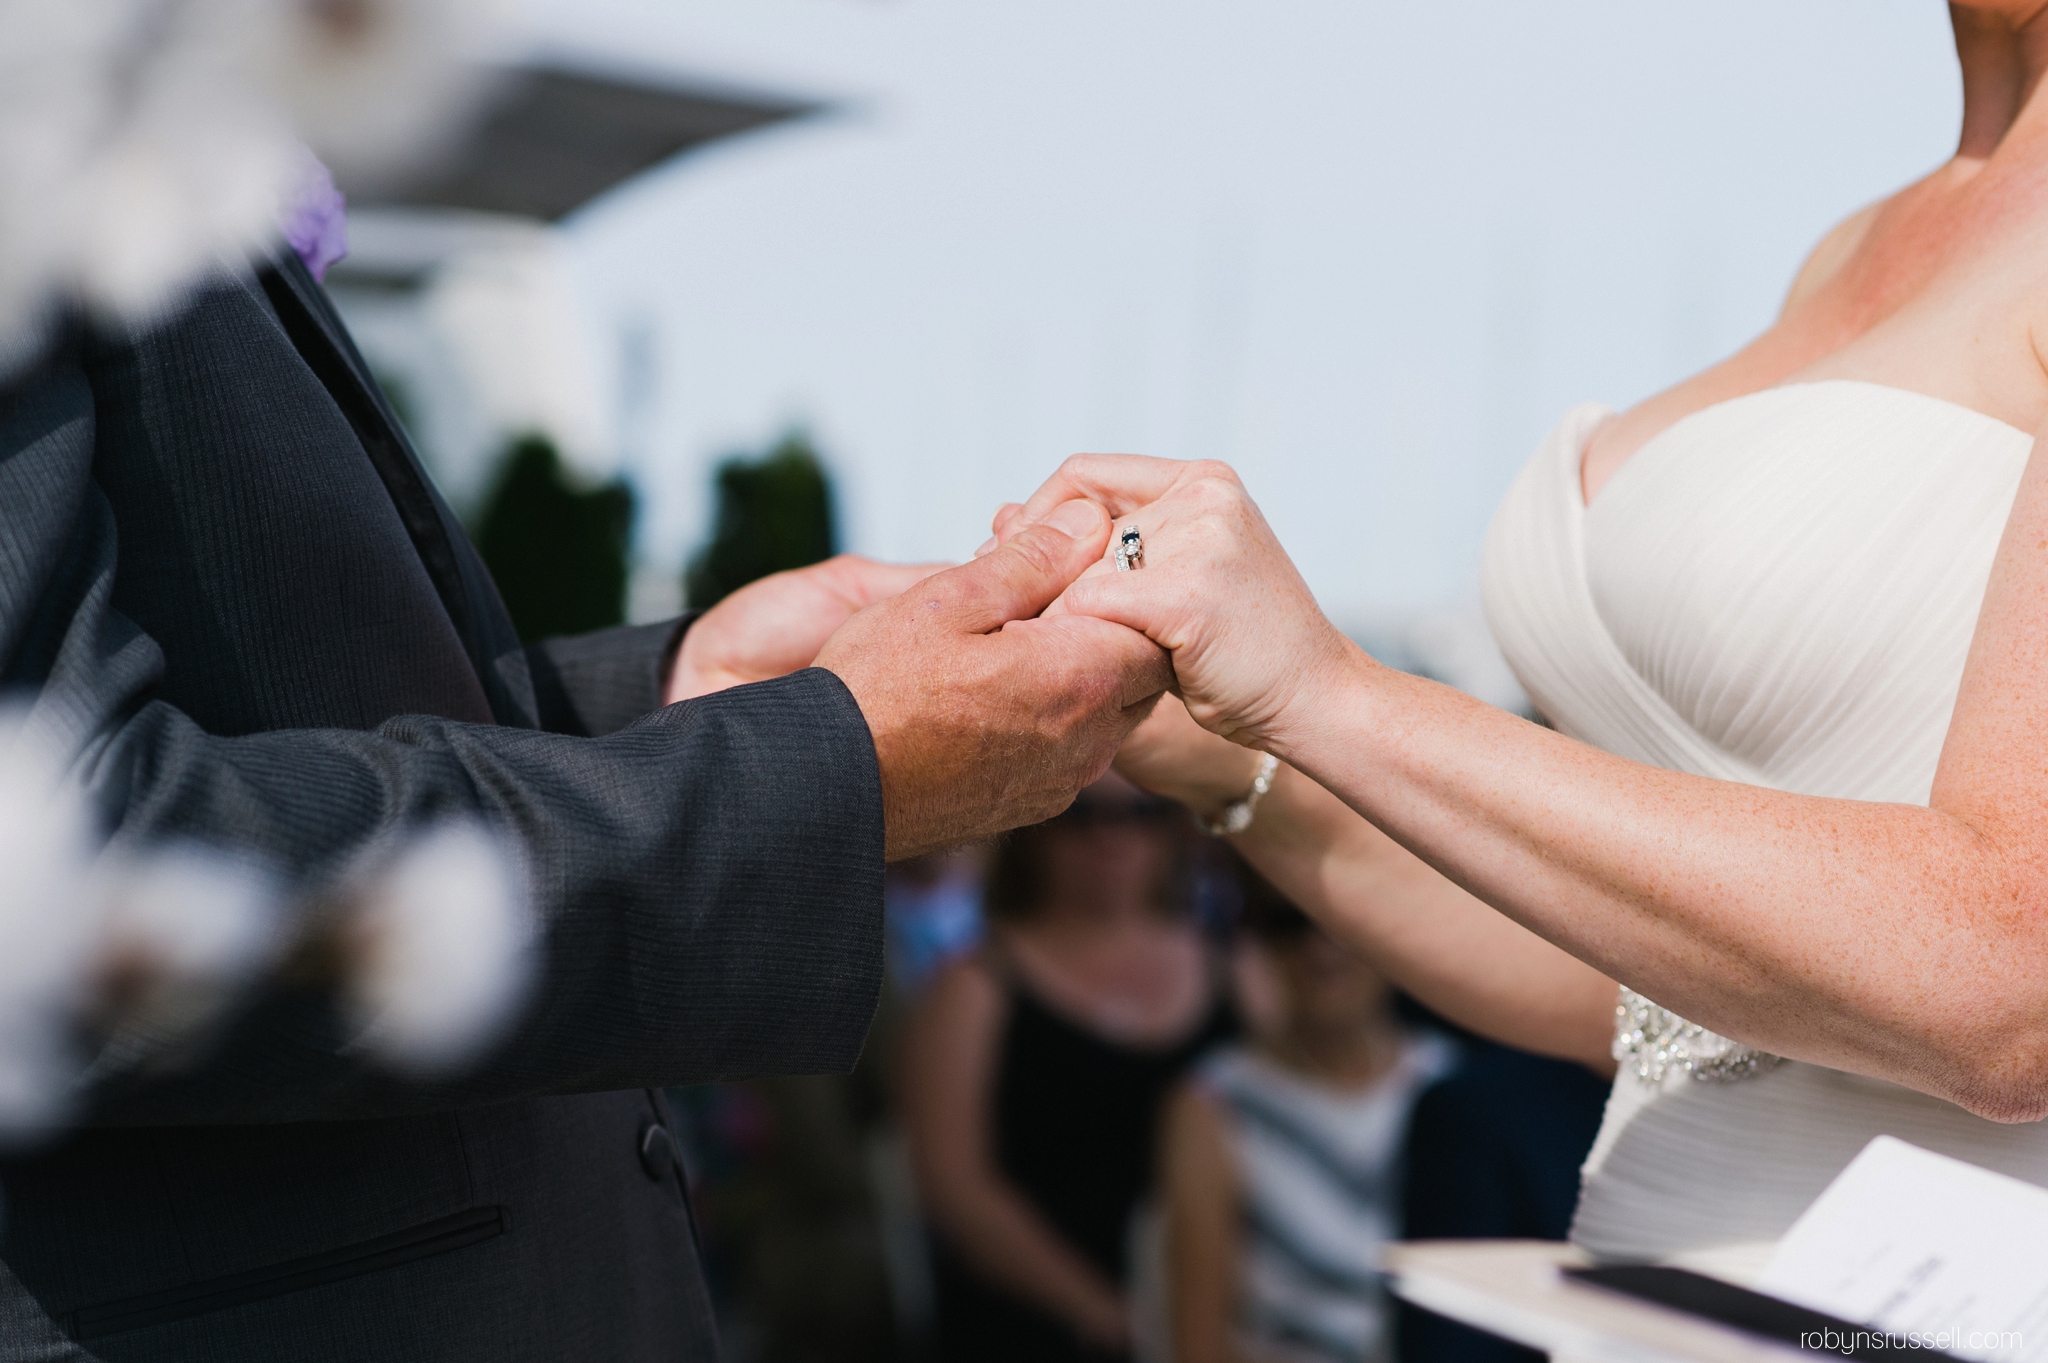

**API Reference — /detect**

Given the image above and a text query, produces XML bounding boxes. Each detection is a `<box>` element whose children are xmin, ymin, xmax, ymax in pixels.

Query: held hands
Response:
<box><xmin>666</xmin><ymin>555</ymin><xmax>946</xmax><ymax>704</ymax></box>
<box><xmin>816</xmin><ymin>499</ymin><xmax>1173</xmax><ymax>860</ymax></box>
<box><xmin>993</xmin><ymin>456</ymin><xmax>1358</xmax><ymax>754</ymax></box>
<box><xmin>655</xmin><ymin>508</ymin><xmax>1170</xmax><ymax>860</ymax></box>
<box><xmin>662</xmin><ymin>477</ymin><xmax>1295</xmax><ymax>858</ymax></box>
<box><xmin>1114</xmin><ymin>692</ymin><xmax>1274</xmax><ymax>824</ymax></box>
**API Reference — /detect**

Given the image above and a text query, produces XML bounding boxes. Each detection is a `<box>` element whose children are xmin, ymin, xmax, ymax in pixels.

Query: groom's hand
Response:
<box><xmin>816</xmin><ymin>499</ymin><xmax>1173</xmax><ymax>860</ymax></box>
<box><xmin>995</xmin><ymin>456</ymin><xmax>1356</xmax><ymax>751</ymax></box>
<box><xmin>666</xmin><ymin>555</ymin><xmax>946</xmax><ymax>703</ymax></box>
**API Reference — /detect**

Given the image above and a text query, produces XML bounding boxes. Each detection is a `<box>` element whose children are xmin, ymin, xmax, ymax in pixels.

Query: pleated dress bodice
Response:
<box><xmin>1479</xmin><ymin>380</ymin><xmax>2045</xmax><ymax>1276</ymax></box>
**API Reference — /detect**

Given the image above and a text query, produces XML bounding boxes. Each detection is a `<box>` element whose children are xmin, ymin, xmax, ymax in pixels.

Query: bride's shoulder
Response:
<box><xmin>1779</xmin><ymin>199</ymin><xmax>1887</xmax><ymax>317</ymax></box>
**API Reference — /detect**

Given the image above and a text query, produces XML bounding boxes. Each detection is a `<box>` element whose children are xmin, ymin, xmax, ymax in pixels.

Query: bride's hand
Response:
<box><xmin>667</xmin><ymin>554</ymin><xmax>946</xmax><ymax>702</ymax></box>
<box><xmin>996</xmin><ymin>455</ymin><xmax>1359</xmax><ymax>751</ymax></box>
<box><xmin>1115</xmin><ymin>693</ymin><xmax>1273</xmax><ymax>821</ymax></box>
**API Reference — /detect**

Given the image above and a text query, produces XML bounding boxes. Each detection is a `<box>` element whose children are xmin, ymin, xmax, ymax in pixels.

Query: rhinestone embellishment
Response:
<box><xmin>1613</xmin><ymin>987</ymin><xmax>1784</xmax><ymax>1085</ymax></box>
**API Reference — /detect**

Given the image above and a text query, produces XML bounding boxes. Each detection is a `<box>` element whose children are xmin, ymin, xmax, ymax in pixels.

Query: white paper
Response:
<box><xmin>1755</xmin><ymin>1136</ymin><xmax>2048</xmax><ymax>1361</ymax></box>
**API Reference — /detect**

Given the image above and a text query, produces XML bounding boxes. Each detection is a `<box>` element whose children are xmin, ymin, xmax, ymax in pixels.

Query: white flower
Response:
<box><xmin>252</xmin><ymin>0</ymin><xmax>508</xmax><ymax>189</ymax></box>
<box><xmin>0</xmin><ymin>706</ymin><xmax>538</xmax><ymax>1132</ymax></box>
<box><xmin>0</xmin><ymin>705</ymin><xmax>99</xmax><ymax>1130</ymax></box>
<box><xmin>0</xmin><ymin>704</ymin><xmax>289</xmax><ymax>1133</ymax></box>
<box><xmin>76</xmin><ymin>846</ymin><xmax>282</xmax><ymax>1074</ymax></box>
<box><xmin>343</xmin><ymin>819</ymin><xmax>536</xmax><ymax>1075</ymax></box>
<box><xmin>0</xmin><ymin>0</ymin><xmax>506</xmax><ymax>373</ymax></box>
<box><xmin>0</xmin><ymin>0</ymin><xmax>290</xmax><ymax>357</ymax></box>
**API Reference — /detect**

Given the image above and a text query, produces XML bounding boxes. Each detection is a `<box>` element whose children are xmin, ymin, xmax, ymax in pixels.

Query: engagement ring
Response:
<box><xmin>1114</xmin><ymin>526</ymin><xmax>1144</xmax><ymax>572</ymax></box>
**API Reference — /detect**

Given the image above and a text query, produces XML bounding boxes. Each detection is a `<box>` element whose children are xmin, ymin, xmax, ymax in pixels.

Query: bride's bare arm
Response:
<box><xmin>1016</xmin><ymin>440</ymin><xmax>2048</xmax><ymax>1124</ymax></box>
<box><xmin>1119</xmin><ymin>697</ymin><xmax>1617</xmax><ymax>1069</ymax></box>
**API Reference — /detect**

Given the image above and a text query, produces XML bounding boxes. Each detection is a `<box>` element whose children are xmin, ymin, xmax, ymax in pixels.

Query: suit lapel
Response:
<box><xmin>259</xmin><ymin>253</ymin><xmax>537</xmax><ymax>728</ymax></box>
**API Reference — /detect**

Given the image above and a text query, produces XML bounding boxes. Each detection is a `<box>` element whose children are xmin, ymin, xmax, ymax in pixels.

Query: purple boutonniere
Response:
<box><xmin>280</xmin><ymin>147</ymin><xmax>348</xmax><ymax>282</ymax></box>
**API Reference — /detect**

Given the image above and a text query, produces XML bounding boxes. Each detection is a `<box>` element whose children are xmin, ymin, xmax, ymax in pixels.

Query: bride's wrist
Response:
<box><xmin>1176</xmin><ymin>747</ymin><xmax>1275</xmax><ymax>826</ymax></box>
<box><xmin>1256</xmin><ymin>633</ymin><xmax>1379</xmax><ymax>765</ymax></box>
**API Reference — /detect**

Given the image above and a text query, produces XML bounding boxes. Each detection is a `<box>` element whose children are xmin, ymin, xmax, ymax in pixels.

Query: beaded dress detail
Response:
<box><xmin>1611</xmin><ymin>987</ymin><xmax>1781</xmax><ymax>1086</ymax></box>
<box><xmin>1480</xmin><ymin>382</ymin><xmax>2048</xmax><ymax>1276</ymax></box>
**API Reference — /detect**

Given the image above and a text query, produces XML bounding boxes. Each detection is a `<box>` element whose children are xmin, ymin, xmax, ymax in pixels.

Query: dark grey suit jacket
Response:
<box><xmin>0</xmin><ymin>254</ymin><xmax>885</xmax><ymax>1361</ymax></box>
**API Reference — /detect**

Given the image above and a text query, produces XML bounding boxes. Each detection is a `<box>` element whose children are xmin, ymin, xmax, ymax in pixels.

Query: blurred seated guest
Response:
<box><xmin>1394</xmin><ymin>1041</ymin><xmax>1609</xmax><ymax>1363</ymax></box>
<box><xmin>902</xmin><ymin>775</ymin><xmax>1236</xmax><ymax>1362</ymax></box>
<box><xmin>1158</xmin><ymin>863</ymin><xmax>1451</xmax><ymax>1363</ymax></box>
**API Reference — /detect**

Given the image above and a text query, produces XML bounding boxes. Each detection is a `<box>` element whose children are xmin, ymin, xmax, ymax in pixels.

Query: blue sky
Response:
<box><xmin>521</xmin><ymin>0</ymin><xmax>1958</xmax><ymax>627</ymax></box>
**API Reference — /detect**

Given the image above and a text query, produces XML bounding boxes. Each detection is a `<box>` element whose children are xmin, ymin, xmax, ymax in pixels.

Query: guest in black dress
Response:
<box><xmin>901</xmin><ymin>775</ymin><xmax>1235</xmax><ymax>1362</ymax></box>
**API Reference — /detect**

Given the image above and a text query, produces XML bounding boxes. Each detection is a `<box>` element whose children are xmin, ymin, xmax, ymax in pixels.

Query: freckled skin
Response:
<box><xmin>1002</xmin><ymin>2</ymin><xmax>2048</xmax><ymax>1121</ymax></box>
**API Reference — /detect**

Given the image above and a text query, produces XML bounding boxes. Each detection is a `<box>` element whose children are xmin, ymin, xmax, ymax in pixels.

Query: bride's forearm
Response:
<box><xmin>1235</xmin><ymin>764</ymin><xmax>1618</xmax><ymax>1069</ymax></box>
<box><xmin>1026</xmin><ymin>451</ymin><xmax>2048</xmax><ymax>1116</ymax></box>
<box><xmin>1119</xmin><ymin>693</ymin><xmax>1617</xmax><ymax>1065</ymax></box>
<box><xmin>1268</xmin><ymin>645</ymin><xmax>2047</xmax><ymax>1121</ymax></box>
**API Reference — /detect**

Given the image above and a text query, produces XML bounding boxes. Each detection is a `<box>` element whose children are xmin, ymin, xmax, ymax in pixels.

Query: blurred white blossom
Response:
<box><xmin>342</xmin><ymin>819</ymin><xmax>536</xmax><ymax>1075</ymax></box>
<box><xmin>0</xmin><ymin>705</ymin><xmax>283</xmax><ymax>1131</ymax></box>
<box><xmin>76</xmin><ymin>847</ymin><xmax>281</xmax><ymax>1074</ymax></box>
<box><xmin>0</xmin><ymin>703</ymin><xmax>540</xmax><ymax>1134</ymax></box>
<box><xmin>0</xmin><ymin>0</ymin><xmax>505</xmax><ymax>374</ymax></box>
<box><xmin>0</xmin><ymin>707</ymin><xmax>101</xmax><ymax>1127</ymax></box>
<box><xmin>255</xmin><ymin>0</ymin><xmax>507</xmax><ymax>187</ymax></box>
<box><xmin>0</xmin><ymin>0</ymin><xmax>271</xmax><ymax>369</ymax></box>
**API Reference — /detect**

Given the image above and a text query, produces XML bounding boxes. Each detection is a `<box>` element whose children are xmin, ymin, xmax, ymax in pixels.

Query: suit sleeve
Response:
<box><xmin>525</xmin><ymin>618</ymin><xmax>696</xmax><ymax>738</ymax></box>
<box><xmin>2</xmin><ymin>350</ymin><xmax>885</xmax><ymax>1126</ymax></box>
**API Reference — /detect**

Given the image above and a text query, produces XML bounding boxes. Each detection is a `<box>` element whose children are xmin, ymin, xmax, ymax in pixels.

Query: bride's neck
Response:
<box><xmin>1953</xmin><ymin>3</ymin><xmax>2048</xmax><ymax>158</ymax></box>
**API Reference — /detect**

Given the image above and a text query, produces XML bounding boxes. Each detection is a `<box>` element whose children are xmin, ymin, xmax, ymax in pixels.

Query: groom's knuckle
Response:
<box><xmin>1077</xmin><ymin>664</ymin><xmax>1122</xmax><ymax>710</ymax></box>
<box><xmin>903</xmin><ymin>572</ymin><xmax>969</xmax><ymax>623</ymax></box>
<box><xmin>1053</xmin><ymin>645</ymin><xmax>1115</xmax><ymax>703</ymax></box>
<box><xmin>1003</xmin><ymin>525</ymin><xmax>1067</xmax><ymax>582</ymax></box>
<box><xmin>1041</xmin><ymin>633</ymin><xmax>1089</xmax><ymax>681</ymax></box>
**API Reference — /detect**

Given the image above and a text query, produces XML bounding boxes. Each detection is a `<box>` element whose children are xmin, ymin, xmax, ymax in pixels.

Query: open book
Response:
<box><xmin>1385</xmin><ymin>1137</ymin><xmax>2048</xmax><ymax>1362</ymax></box>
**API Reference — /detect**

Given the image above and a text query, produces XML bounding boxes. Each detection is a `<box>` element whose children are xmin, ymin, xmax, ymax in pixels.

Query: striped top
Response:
<box><xmin>1200</xmin><ymin>1036</ymin><xmax>1454</xmax><ymax>1363</ymax></box>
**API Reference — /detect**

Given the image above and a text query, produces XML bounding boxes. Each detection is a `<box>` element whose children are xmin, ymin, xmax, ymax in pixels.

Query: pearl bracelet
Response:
<box><xmin>1199</xmin><ymin>753</ymin><xmax>1281</xmax><ymax>836</ymax></box>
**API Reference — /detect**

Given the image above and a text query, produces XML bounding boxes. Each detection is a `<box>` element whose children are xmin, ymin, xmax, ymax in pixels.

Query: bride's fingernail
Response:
<box><xmin>973</xmin><ymin>537</ymin><xmax>995</xmax><ymax>558</ymax></box>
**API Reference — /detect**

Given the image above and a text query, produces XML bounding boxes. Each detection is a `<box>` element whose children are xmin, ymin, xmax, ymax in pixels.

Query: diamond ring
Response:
<box><xmin>1114</xmin><ymin>526</ymin><xmax>1144</xmax><ymax>572</ymax></box>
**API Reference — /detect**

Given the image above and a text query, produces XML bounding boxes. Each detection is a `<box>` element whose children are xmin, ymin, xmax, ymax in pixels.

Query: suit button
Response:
<box><xmin>639</xmin><ymin>1123</ymin><xmax>678</xmax><ymax>1182</ymax></box>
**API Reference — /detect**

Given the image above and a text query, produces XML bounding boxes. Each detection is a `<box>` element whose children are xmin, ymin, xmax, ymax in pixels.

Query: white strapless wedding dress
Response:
<box><xmin>1479</xmin><ymin>380</ymin><xmax>2048</xmax><ymax>1281</ymax></box>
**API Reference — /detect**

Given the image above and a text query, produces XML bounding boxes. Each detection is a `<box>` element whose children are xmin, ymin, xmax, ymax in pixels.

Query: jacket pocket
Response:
<box><xmin>66</xmin><ymin>1205</ymin><xmax>505</xmax><ymax>1341</ymax></box>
